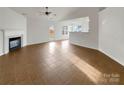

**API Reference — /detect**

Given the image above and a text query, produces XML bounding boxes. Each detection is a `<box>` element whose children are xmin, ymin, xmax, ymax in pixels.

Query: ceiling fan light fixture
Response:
<box><xmin>45</xmin><ymin>11</ymin><xmax>51</xmax><ymax>16</ymax></box>
<box><xmin>39</xmin><ymin>7</ymin><xmax>57</xmax><ymax>17</ymax></box>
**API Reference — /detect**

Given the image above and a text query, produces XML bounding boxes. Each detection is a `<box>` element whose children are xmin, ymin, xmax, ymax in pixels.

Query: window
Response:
<box><xmin>62</xmin><ymin>26</ymin><xmax>68</xmax><ymax>35</ymax></box>
<box><xmin>62</xmin><ymin>17</ymin><xmax>89</xmax><ymax>33</ymax></box>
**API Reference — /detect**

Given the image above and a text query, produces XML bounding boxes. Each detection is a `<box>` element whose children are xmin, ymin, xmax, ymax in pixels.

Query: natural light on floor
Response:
<box><xmin>49</xmin><ymin>42</ymin><xmax>56</xmax><ymax>54</ymax></box>
<box><xmin>66</xmin><ymin>52</ymin><xmax>103</xmax><ymax>84</ymax></box>
<box><xmin>60</xmin><ymin>41</ymin><xmax>104</xmax><ymax>84</ymax></box>
<box><xmin>61</xmin><ymin>40</ymin><xmax>69</xmax><ymax>49</ymax></box>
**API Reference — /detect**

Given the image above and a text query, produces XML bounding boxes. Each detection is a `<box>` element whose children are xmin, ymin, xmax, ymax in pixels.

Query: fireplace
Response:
<box><xmin>9</xmin><ymin>37</ymin><xmax>21</xmax><ymax>51</ymax></box>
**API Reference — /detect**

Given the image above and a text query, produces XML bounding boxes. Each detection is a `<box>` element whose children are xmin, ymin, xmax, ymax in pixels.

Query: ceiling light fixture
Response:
<box><xmin>40</xmin><ymin>7</ymin><xmax>56</xmax><ymax>17</ymax></box>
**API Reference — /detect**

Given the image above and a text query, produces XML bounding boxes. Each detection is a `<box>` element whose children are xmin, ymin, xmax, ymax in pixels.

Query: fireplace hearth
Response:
<box><xmin>9</xmin><ymin>37</ymin><xmax>21</xmax><ymax>51</ymax></box>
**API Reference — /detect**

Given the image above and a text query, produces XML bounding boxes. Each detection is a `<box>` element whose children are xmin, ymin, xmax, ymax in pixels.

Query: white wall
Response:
<box><xmin>62</xmin><ymin>8</ymin><xmax>99</xmax><ymax>49</ymax></box>
<box><xmin>0</xmin><ymin>8</ymin><xmax>27</xmax><ymax>55</ymax></box>
<box><xmin>99</xmin><ymin>8</ymin><xmax>124</xmax><ymax>66</ymax></box>
<box><xmin>0</xmin><ymin>31</ymin><xmax>3</xmax><ymax>56</ymax></box>
<box><xmin>0</xmin><ymin>8</ymin><xmax>27</xmax><ymax>31</ymax></box>
<box><xmin>27</xmin><ymin>16</ymin><xmax>49</xmax><ymax>45</ymax></box>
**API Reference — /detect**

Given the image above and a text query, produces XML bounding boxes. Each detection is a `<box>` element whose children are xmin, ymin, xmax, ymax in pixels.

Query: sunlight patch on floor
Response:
<box><xmin>65</xmin><ymin>52</ymin><xmax>103</xmax><ymax>84</ymax></box>
<box><xmin>61</xmin><ymin>40</ymin><xmax>69</xmax><ymax>49</ymax></box>
<box><xmin>49</xmin><ymin>42</ymin><xmax>56</xmax><ymax>54</ymax></box>
<box><xmin>49</xmin><ymin>40</ymin><xmax>104</xmax><ymax>84</ymax></box>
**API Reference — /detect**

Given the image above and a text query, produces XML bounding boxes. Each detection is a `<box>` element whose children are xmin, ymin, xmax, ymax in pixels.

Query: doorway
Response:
<box><xmin>49</xmin><ymin>25</ymin><xmax>55</xmax><ymax>41</ymax></box>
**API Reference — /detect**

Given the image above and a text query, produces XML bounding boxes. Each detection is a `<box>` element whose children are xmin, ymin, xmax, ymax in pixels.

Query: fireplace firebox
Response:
<box><xmin>9</xmin><ymin>37</ymin><xmax>21</xmax><ymax>51</ymax></box>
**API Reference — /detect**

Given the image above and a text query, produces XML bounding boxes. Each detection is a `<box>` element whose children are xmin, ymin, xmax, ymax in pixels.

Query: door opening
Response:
<box><xmin>49</xmin><ymin>25</ymin><xmax>55</xmax><ymax>41</ymax></box>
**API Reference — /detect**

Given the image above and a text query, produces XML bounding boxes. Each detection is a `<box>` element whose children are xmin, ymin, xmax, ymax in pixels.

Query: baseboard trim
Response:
<box><xmin>70</xmin><ymin>42</ymin><xmax>98</xmax><ymax>50</ymax></box>
<box><xmin>0</xmin><ymin>53</ymin><xmax>4</xmax><ymax>56</ymax></box>
<box><xmin>27</xmin><ymin>39</ymin><xmax>69</xmax><ymax>47</ymax></box>
<box><xmin>99</xmin><ymin>48</ymin><xmax>124</xmax><ymax>66</ymax></box>
<box><xmin>70</xmin><ymin>42</ymin><xmax>124</xmax><ymax>66</ymax></box>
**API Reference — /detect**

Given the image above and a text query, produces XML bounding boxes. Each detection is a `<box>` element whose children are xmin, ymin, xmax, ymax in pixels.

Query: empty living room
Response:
<box><xmin>0</xmin><ymin>7</ymin><xmax>124</xmax><ymax>85</ymax></box>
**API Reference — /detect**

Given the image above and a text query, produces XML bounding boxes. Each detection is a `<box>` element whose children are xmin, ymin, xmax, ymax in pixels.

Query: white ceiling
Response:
<box><xmin>10</xmin><ymin>7</ymin><xmax>80</xmax><ymax>21</ymax></box>
<box><xmin>10</xmin><ymin>7</ymin><xmax>105</xmax><ymax>21</ymax></box>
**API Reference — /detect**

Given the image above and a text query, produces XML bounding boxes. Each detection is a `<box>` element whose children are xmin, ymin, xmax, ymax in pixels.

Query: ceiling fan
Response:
<box><xmin>39</xmin><ymin>7</ymin><xmax>56</xmax><ymax>16</ymax></box>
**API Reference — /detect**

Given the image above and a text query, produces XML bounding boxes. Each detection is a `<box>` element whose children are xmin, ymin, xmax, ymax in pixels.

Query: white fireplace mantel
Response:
<box><xmin>2</xmin><ymin>30</ymin><xmax>27</xmax><ymax>54</ymax></box>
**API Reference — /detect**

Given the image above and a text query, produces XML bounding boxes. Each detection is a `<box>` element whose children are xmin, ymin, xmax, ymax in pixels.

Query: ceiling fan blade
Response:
<box><xmin>48</xmin><ymin>12</ymin><xmax>52</xmax><ymax>14</ymax></box>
